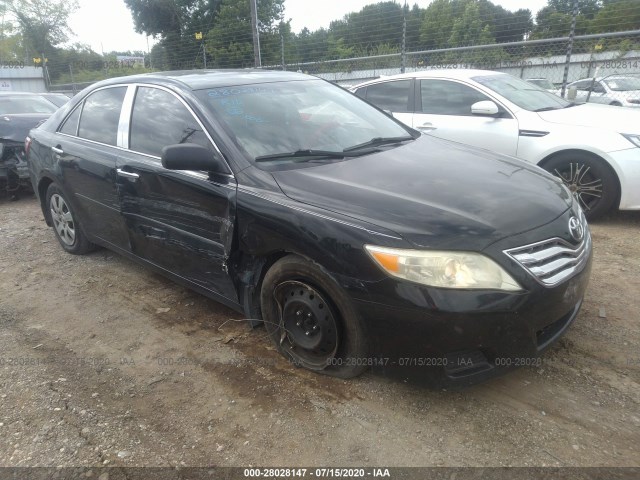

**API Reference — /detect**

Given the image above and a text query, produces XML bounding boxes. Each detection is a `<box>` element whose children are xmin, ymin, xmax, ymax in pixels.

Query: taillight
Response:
<box><xmin>24</xmin><ymin>136</ymin><xmax>32</xmax><ymax>157</ymax></box>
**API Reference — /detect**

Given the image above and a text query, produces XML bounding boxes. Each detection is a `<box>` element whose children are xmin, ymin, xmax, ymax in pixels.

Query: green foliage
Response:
<box><xmin>205</xmin><ymin>0</ymin><xmax>286</xmax><ymax>68</ymax></box>
<box><xmin>3</xmin><ymin>0</ymin><xmax>78</xmax><ymax>55</ymax></box>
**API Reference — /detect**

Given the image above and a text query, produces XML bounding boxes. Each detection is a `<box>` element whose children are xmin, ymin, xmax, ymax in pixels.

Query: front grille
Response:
<box><xmin>504</xmin><ymin>221</ymin><xmax>591</xmax><ymax>287</ymax></box>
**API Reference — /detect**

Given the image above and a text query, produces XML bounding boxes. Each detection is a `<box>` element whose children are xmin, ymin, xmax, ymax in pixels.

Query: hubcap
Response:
<box><xmin>554</xmin><ymin>162</ymin><xmax>603</xmax><ymax>212</ymax></box>
<box><xmin>50</xmin><ymin>194</ymin><xmax>76</xmax><ymax>246</ymax></box>
<box><xmin>273</xmin><ymin>280</ymin><xmax>339</xmax><ymax>369</ymax></box>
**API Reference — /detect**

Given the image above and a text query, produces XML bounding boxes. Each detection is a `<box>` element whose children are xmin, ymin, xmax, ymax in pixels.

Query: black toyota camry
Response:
<box><xmin>26</xmin><ymin>70</ymin><xmax>592</xmax><ymax>385</ymax></box>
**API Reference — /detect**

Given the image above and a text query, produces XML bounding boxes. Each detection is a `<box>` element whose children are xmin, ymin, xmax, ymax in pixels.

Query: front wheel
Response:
<box><xmin>542</xmin><ymin>152</ymin><xmax>618</xmax><ymax>220</ymax></box>
<box><xmin>260</xmin><ymin>255</ymin><xmax>368</xmax><ymax>378</ymax></box>
<box><xmin>46</xmin><ymin>183</ymin><xmax>95</xmax><ymax>254</ymax></box>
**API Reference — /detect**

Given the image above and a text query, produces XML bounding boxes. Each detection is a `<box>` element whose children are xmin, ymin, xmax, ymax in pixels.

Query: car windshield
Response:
<box><xmin>603</xmin><ymin>77</ymin><xmax>640</xmax><ymax>92</ymax></box>
<box><xmin>527</xmin><ymin>79</ymin><xmax>555</xmax><ymax>90</ymax></box>
<box><xmin>473</xmin><ymin>74</ymin><xmax>570</xmax><ymax>112</ymax></box>
<box><xmin>196</xmin><ymin>79</ymin><xmax>414</xmax><ymax>163</ymax></box>
<box><xmin>0</xmin><ymin>95</ymin><xmax>58</xmax><ymax>115</ymax></box>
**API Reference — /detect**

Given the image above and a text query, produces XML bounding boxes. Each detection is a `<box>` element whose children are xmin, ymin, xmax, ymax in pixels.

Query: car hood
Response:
<box><xmin>271</xmin><ymin>136</ymin><xmax>571</xmax><ymax>251</ymax></box>
<box><xmin>537</xmin><ymin>103</ymin><xmax>640</xmax><ymax>132</ymax></box>
<box><xmin>1</xmin><ymin>113</ymin><xmax>51</xmax><ymax>143</ymax></box>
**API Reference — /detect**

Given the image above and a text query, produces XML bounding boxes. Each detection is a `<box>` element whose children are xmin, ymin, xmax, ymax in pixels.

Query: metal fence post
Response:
<box><xmin>560</xmin><ymin>0</ymin><xmax>580</xmax><ymax>98</ymax></box>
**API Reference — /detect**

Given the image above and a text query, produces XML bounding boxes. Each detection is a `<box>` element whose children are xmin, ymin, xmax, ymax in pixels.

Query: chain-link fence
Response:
<box><xmin>300</xmin><ymin>30</ymin><xmax>640</xmax><ymax>103</ymax></box>
<box><xmin>4</xmin><ymin>0</ymin><xmax>636</xmax><ymax>105</ymax></box>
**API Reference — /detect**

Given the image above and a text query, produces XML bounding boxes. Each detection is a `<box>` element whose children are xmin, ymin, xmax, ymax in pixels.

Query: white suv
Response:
<box><xmin>352</xmin><ymin>69</ymin><xmax>640</xmax><ymax>219</ymax></box>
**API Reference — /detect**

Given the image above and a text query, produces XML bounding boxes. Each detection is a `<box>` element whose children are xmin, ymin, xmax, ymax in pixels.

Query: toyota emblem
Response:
<box><xmin>568</xmin><ymin>216</ymin><xmax>584</xmax><ymax>242</ymax></box>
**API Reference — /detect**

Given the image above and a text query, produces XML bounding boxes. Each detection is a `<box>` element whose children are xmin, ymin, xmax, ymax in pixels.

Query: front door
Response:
<box><xmin>116</xmin><ymin>85</ymin><xmax>238</xmax><ymax>302</ymax></box>
<box><xmin>413</xmin><ymin>79</ymin><xmax>520</xmax><ymax>157</ymax></box>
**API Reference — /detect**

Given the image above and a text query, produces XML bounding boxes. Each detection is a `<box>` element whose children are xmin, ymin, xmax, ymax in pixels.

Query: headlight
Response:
<box><xmin>622</xmin><ymin>134</ymin><xmax>640</xmax><ymax>148</ymax></box>
<box><xmin>365</xmin><ymin>245</ymin><xmax>522</xmax><ymax>291</ymax></box>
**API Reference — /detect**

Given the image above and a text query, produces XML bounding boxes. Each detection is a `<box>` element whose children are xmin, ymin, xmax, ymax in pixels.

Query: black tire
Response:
<box><xmin>260</xmin><ymin>255</ymin><xmax>368</xmax><ymax>378</ymax></box>
<box><xmin>542</xmin><ymin>152</ymin><xmax>618</xmax><ymax>220</ymax></box>
<box><xmin>610</xmin><ymin>102</ymin><xmax>622</xmax><ymax>107</ymax></box>
<box><xmin>46</xmin><ymin>183</ymin><xmax>95</xmax><ymax>254</ymax></box>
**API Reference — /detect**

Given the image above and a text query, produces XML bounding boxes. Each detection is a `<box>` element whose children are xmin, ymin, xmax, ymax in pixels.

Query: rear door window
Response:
<box><xmin>364</xmin><ymin>80</ymin><xmax>412</xmax><ymax>112</ymax></box>
<box><xmin>77</xmin><ymin>87</ymin><xmax>127</xmax><ymax>146</ymax></box>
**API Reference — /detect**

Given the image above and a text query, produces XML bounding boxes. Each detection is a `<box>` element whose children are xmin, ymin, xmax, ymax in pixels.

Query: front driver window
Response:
<box><xmin>129</xmin><ymin>86</ymin><xmax>213</xmax><ymax>158</ymax></box>
<box><xmin>420</xmin><ymin>79</ymin><xmax>491</xmax><ymax>116</ymax></box>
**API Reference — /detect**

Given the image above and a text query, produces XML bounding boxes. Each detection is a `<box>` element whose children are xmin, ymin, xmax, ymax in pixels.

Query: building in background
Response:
<box><xmin>0</xmin><ymin>67</ymin><xmax>46</xmax><ymax>92</ymax></box>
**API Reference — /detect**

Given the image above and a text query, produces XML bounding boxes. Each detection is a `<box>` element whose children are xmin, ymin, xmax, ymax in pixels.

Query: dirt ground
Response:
<box><xmin>0</xmin><ymin>196</ymin><xmax>639</xmax><ymax>468</ymax></box>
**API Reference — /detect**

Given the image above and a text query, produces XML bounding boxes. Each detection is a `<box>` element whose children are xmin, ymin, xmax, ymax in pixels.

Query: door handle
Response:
<box><xmin>51</xmin><ymin>146</ymin><xmax>63</xmax><ymax>155</ymax></box>
<box><xmin>116</xmin><ymin>168</ymin><xmax>140</xmax><ymax>180</ymax></box>
<box><xmin>417</xmin><ymin>123</ymin><xmax>437</xmax><ymax>131</ymax></box>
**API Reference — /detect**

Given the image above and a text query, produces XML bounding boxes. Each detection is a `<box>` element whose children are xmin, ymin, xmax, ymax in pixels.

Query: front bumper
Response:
<box><xmin>607</xmin><ymin>147</ymin><xmax>640</xmax><ymax>210</ymax></box>
<box><xmin>346</xmin><ymin>212</ymin><xmax>593</xmax><ymax>386</ymax></box>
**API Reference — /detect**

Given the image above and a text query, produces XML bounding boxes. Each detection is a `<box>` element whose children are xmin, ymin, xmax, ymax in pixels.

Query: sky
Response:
<box><xmin>68</xmin><ymin>0</ymin><xmax>550</xmax><ymax>54</ymax></box>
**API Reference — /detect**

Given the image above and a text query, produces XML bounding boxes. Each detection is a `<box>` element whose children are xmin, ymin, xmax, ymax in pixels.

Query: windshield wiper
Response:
<box><xmin>343</xmin><ymin>135</ymin><xmax>414</xmax><ymax>152</ymax></box>
<box><xmin>534</xmin><ymin>106</ymin><xmax>562</xmax><ymax>112</ymax></box>
<box><xmin>255</xmin><ymin>149</ymin><xmax>373</xmax><ymax>163</ymax></box>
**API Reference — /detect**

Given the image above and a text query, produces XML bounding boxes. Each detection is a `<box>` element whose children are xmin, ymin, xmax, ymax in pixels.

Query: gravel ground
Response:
<box><xmin>0</xmin><ymin>196</ymin><xmax>639</xmax><ymax>468</ymax></box>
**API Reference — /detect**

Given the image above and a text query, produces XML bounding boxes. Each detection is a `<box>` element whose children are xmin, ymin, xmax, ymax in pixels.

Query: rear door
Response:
<box><xmin>412</xmin><ymin>79</ymin><xmax>519</xmax><ymax>156</ymax></box>
<box><xmin>54</xmin><ymin>86</ymin><xmax>131</xmax><ymax>250</ymax></box>
<box><xmin>116</xmin><ymin>85</ymin><xmax>238</xmax><ymax>302</ymax></box>
<box><xmin>353</xmin><ymin>79</ymin><xmax>414</xmax><ymax>127</ymax></box>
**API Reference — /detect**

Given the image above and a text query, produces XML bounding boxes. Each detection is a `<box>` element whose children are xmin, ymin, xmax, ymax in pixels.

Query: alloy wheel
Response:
<box><xmin>50</xmin><ymin>193</ymin><xmax>76</xmax><ymax>246</ymax></box>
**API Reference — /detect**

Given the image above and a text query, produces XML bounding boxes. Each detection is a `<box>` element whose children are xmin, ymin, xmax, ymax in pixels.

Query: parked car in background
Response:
<box><xmin>40</xmin><ymin>92</ymin><xmax>71</xmax><ymax>108</ymax></box>
<box><xmin>26</xmin><ymin>70</ymin><xmax>591</xmax><ymax>385</ymax></box>
<box><xmin>526</xmin><ymin>78</ymin><xmax>561</xmax><ymax>96</ymax></box>
<box><xmin>352</xmin><ymin>69</ymin><xmax>640</xmax><ymax>219</ymax></box>
<box><xmin>567</xmin><ymin>75</ymin><xmax>640</xmax><ymax>107</ymax></box>
<box><xmin>0</xmin><ymin>92</ymin><xmax>58</xmax><ymax>199</ymax></box>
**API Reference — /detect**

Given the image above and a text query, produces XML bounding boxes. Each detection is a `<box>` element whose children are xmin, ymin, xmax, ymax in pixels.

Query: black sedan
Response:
<box><xmin>26</xmin><ymin>70</ymin><xmax>592</xmax><ymax>384</ymax></box>
<box><xmin>1</xmin><ymin>92</ymin><xmax>59</xmax><ymax>199</ymax></box>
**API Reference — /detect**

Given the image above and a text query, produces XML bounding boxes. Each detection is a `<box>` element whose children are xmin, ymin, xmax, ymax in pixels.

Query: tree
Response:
<box><xmin>204</xmin><ymin>0</ymin><xmax>285</xmax><ymax>68</ymax></box>
<box><xmin>124</xmin><ymin>0</ymin><xmax>222</xmax><ymax>69</ymax></box>
<box><xmin>2</xmin><ymin>0</ymin><xmax>78</xmax><ymax>56</ymax></box>
<box><xmin>590</xmin><ymin>0</ymin><xmax>640</xmax><ymax>33</ymax></box>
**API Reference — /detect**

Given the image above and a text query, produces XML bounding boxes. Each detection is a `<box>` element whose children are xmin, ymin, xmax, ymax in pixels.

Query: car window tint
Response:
<box><xmin>364</xmin><ymin>81</ymin><xmax>411</xmax><ymax>112</ymax></box>
<box><xmin>593</xmin><ymin>82</ymin><xmax>606</xmax><ymax>93</ymax></box>
<box><xmin>420</xmin><ymin>80</ymin><xmax>490</xmax><ymax>116</ymax></box>
<box><xmin>78</xmin><ymin>87</ymin><xmax>126</xmax><ymax>146</ymax></box>
<box><xmin>59</xmin><ymin>106</ymin><xmax>81</xmax><ymax>136</ymax></box>
<box><xmin>573</xmin><ymin>80</ymin><xmax>591</xmax><ymax>91</ymax></box>
<box><xmin>354</xmin><ymin>87</ymin><xmax>366</xmax><ymax>99</ymax></box>
<box><xmin>130</xmin><ymin>87</ymin><xmax>212</xmax><ymax>158</ymax></box>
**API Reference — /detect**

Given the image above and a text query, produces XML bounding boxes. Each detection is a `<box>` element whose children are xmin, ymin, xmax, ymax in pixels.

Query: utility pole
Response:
<box><xmin>280</xmin><ymin>21</ymin><xmax>285</xmax><ymax>70</ymax></box>
<box><xmin>401</xmin><ymin>0</ymin><xmax>407</xmax><ymax>73</ymax></box>
<box><xmin>250</xmin><ymin>0</ymin><xmax>261</xmax><ymax>67</ymax></box>
<box><xmin>560</xmin><ymin>0</ymin><xmax>579</xmax><ymax>98</ymax></box>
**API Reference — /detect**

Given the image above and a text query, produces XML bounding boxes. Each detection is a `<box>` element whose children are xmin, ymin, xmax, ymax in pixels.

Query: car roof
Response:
<box><xmin>89</xmin><ymin>69</ymin><xmax>313</xmax><ymax>91</ymax></box>
<box><xmin>354</xmin><ymin>69</ymin><xmax>508</xmax><ymax>86</ymax></box>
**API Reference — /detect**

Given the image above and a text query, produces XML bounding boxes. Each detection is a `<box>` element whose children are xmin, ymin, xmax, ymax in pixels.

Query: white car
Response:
<box><xmin>567</xmin><ymin>76</ymin><xmax>640</xmax><ymax>108</ymax></box>
<box><xmin>526</xmin><ymin>78</ymin><xmax>562</xmax><ymax>97</ymax></box>
<box><xmin>351</xmin><ymin>69</ymin><xmax>640</xmax><ymax>219</ymax></box>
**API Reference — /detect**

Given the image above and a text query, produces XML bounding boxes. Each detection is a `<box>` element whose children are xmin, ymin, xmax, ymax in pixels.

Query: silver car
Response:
<box><xmin>567</xmin><ymin>75</ymin><xmax>640</xmax><ymax>107</ymax></box>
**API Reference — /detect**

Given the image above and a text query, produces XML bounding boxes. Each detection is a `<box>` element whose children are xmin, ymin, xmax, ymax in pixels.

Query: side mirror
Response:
<box><xmin>161</xmin><ymin>144</ymin><xmax>230</xmax><ymax>174</ymax></box>
<box><xmin>471</xmin><ymin>100</ymin><xmax>499</xmax><ymax>116</ymax></box>
<box><xmin>567</xmin><ymin>86</ymin><xmax>577</xmax><ymax>101</ymax></box>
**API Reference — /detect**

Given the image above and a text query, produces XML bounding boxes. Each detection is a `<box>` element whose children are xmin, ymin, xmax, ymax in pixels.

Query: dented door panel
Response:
<box><xmin>116</xmin><ymin>151</ymin><xmax>238</xmax><ymax>302</ymax></box>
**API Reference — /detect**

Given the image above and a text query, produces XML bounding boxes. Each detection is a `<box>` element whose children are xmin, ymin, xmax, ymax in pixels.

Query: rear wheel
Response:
<box><xmin>260</xmin><ymin>255</ymin><xmax>368</xmax><ymax>378</ymax></box>
<box><xmin>542</xmin><ymin>152</ymin><xmax>618</xmax><ymax>220</ymax></box>
<box><xmin>46</xmin><ymin>183</ymin><xmax>95</xmax><ymax>254</ymax></box>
